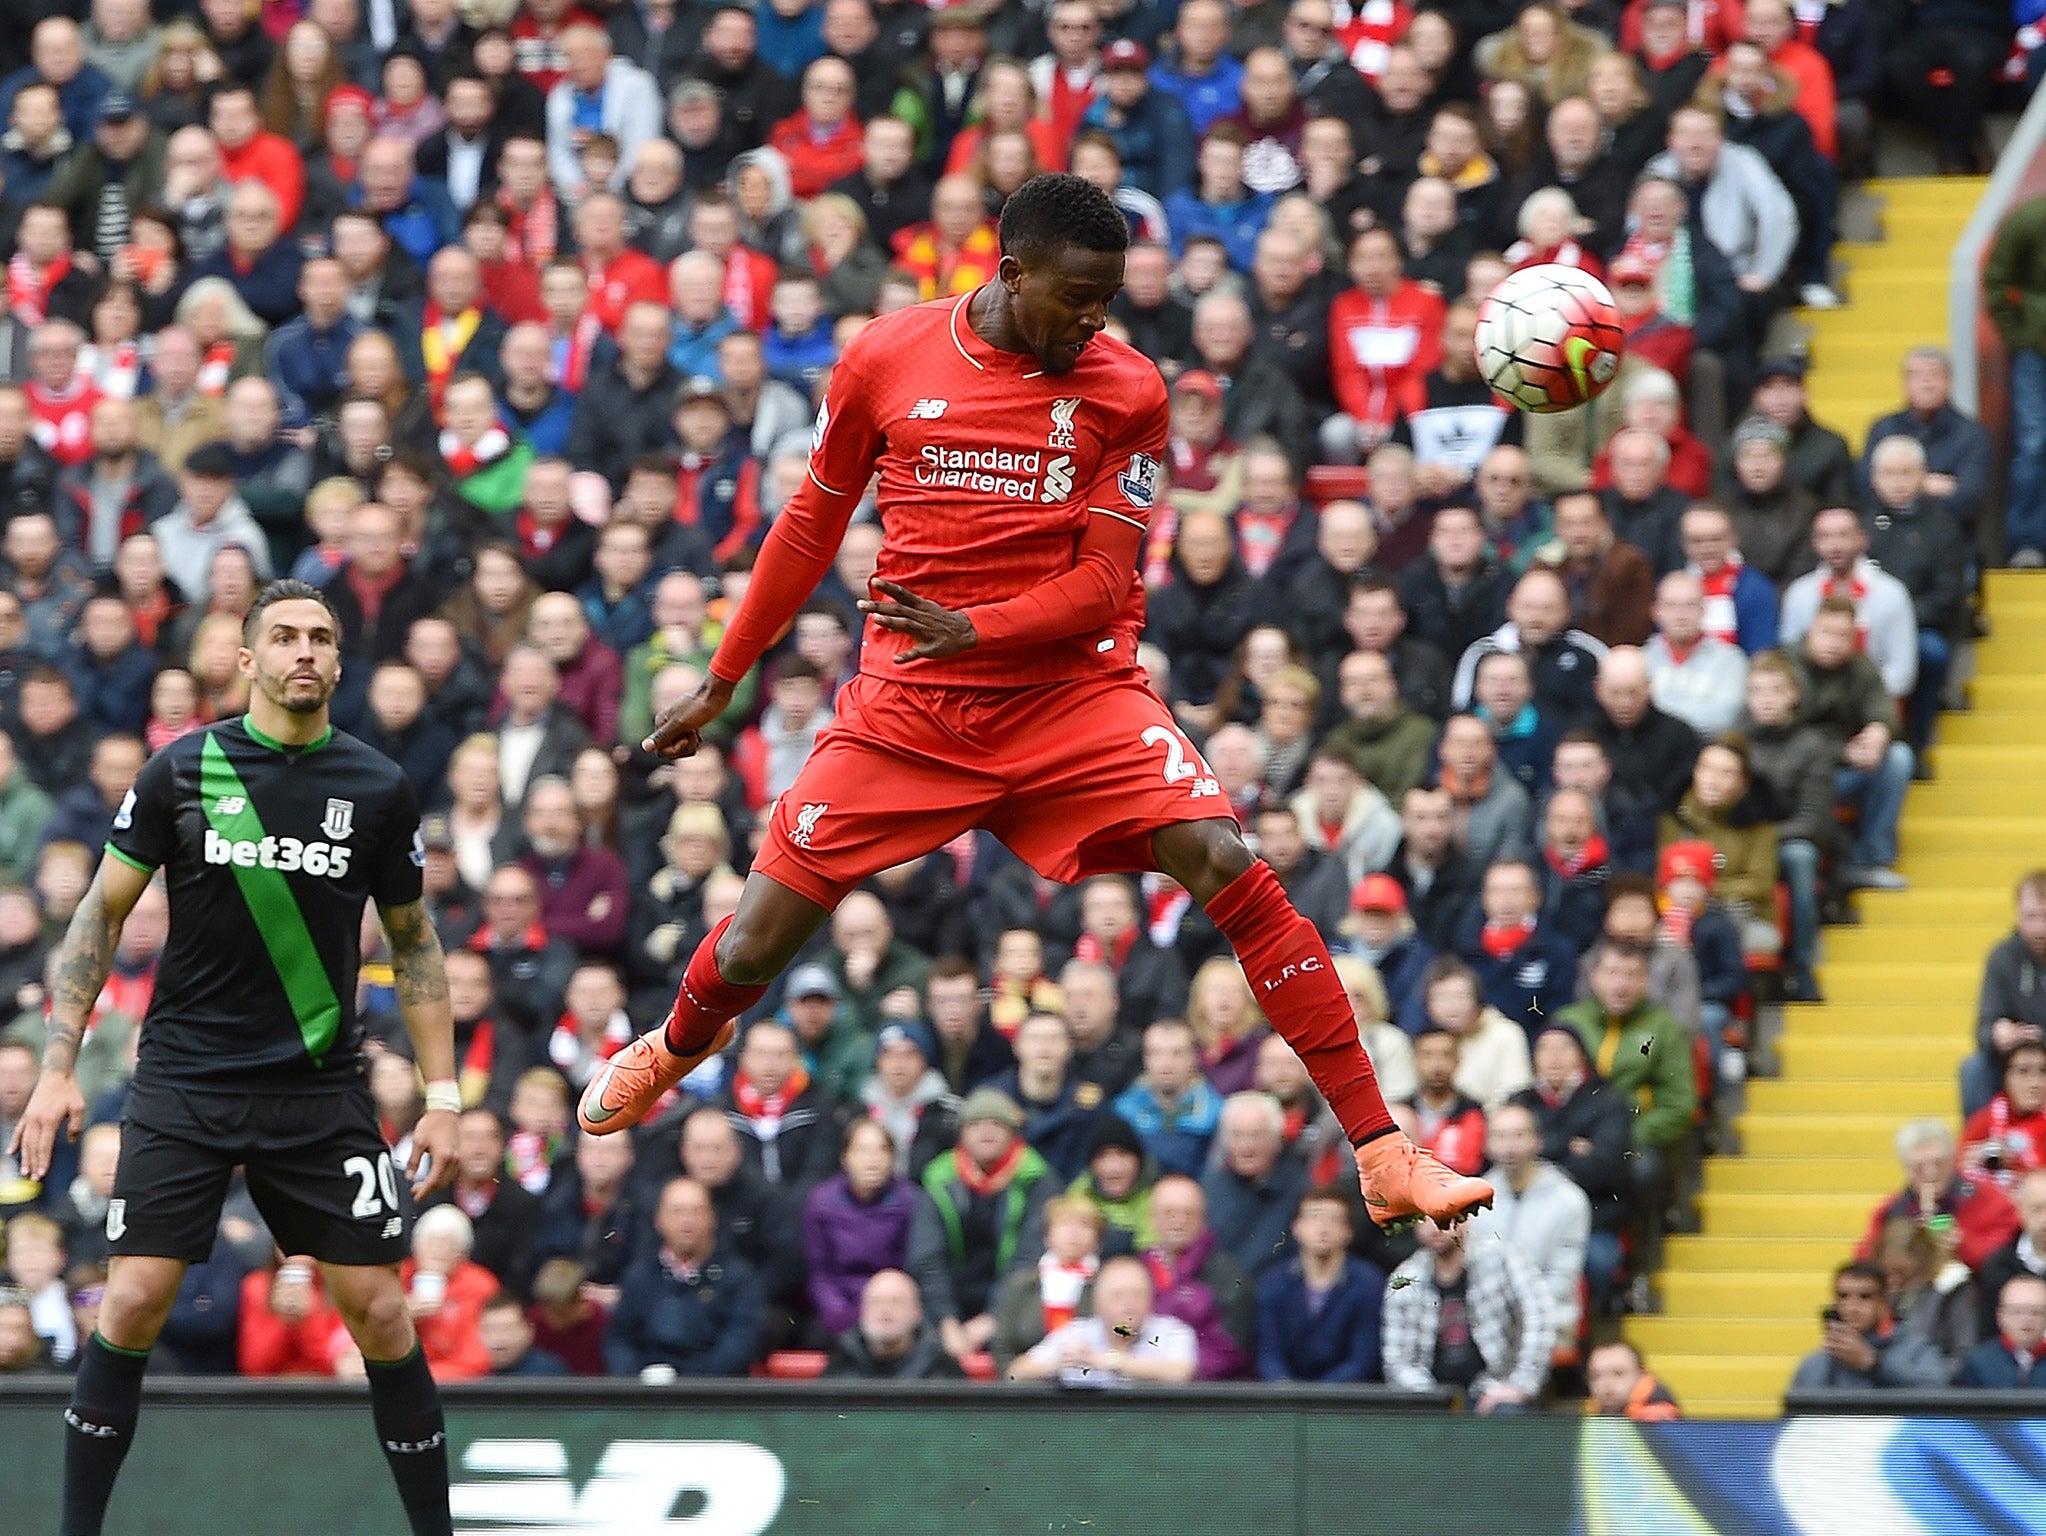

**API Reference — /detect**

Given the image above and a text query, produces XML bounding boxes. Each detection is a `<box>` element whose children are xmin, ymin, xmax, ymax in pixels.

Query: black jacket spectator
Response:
<box><xmin>1398</xmin><ymin>558</ymin><xmax>1513</xmax><ymax>672</ymax></box>
<box><xmin>567</xmin><ymin>360</ymin><xmax>683</xmax><ymax>490</ymax></box>
<box><xmin>324</xmin><ymin>563</ymin><xmax>444</xmax><ymax>666</ymax></box>
<box><xmin>1508</xmin><ymin>1061</ymin><xmax>1635</xmax><ymax>1233</ymax></box>
<box><xmin>356</xmin><ymin>711</ymin><xmax>459</xmax><ymax>808</ymax></box>
<box><xmin>535</xmin><ymin>1163</ymin><xmax>654</xmax><ymax>1287</ymax></box>
<box><xmin>1145</xmin><ymin>558</ymin><xmax>1263</xmax><ymax>712</ymax></box>
<box><xmin>605</xmin><ymin>1242</ymin><xmax>765</xmax><ymax>1376</ymax></box>
<box><xmin>1861</xmin><ymin>499</ymin><xmax>1970</xmax><ymax>636</ymax></box>
<box><xmin>824</xmin><ymin>1321</ymin><xmax>968</xmax><ymax>1379</ymax></box>
<box><xmin>1592</xmin><ymin>703</ymin><xmax>1701</xmax><ymax>813</ymax></box>
<box><xmin>1220</xmin><ymin>356</ymin><xmax>1314</xmax><ymax>475</ymax></box>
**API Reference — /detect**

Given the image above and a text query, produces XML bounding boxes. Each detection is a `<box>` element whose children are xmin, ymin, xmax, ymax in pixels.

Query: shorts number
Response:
<box><xmin>1141</xmin><ymin>725</ymin><xmax>1197</xmax><ymax>783</ymax></box>
<box><xmin>1140</xmin><ymin>725</ymin><xmax>1222</xmax><ymax>799</ymax></box>
<box><xmin>344</xmin><ymin>1153</ymin><xmax>400</xmax><ymax>1218</ymax></box>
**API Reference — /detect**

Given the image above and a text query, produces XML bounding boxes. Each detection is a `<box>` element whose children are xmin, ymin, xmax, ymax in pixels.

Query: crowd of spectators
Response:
<box><xmin>0</xmin><ymin>0</ymin><xmax>2022</xmax><ymax>1412</ymax></box>
<box><xmin>1783</xmin><ymin>874</ymin><xmax>2046</xmax><ymax>1397</ymax></box>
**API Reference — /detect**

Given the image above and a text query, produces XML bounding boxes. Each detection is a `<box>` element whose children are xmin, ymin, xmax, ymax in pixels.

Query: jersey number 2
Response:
<box><xmin>345</xmin><ymin>1153</ymin><xmax>401</xmax><ymax>1217</ymax></box>
<box><xmin>1140</xmin><ymin>726</ymin><xmax>1221</xmax><ymax>797</ymax></box>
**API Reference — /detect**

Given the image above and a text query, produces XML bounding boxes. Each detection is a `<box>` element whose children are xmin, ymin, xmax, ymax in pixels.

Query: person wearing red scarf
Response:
<box><xmin>7</xmin><ymin>206</ymin><xmax>90</xmax><ymax>329</ymax></box>
<box><xmin>891</xmin><ymin>176</ymin><xmax>1002</xmax><ymax>301</ymax></box>
<box><xmin>1460</xmin><ymin>860</ymin><xmax>1579</xmax><ymax>1035</ymax></box>
<box><xmin>496</xmin><ymin>137</ymin><xmax>562</xmax><ymax>267</ymax></box>
<box><xmin>715</xmin><ymin>1020</ymin><xmax>832</xmax><ymax>1188</ymax></box>
<box><xmin>1539</xmin><ymin>788</ymin><xmax>1613</xmax><ymax>952</ymax></box>
<box><xmin>1607</xmin><ymin>253</ymin><xmax>1695</xmax><ymax>383</ymax></box>
<box><xmin>414</xmin><ymin>249</ymin><xmax>510</xmax><ymax>416</ymax></box>
<box><xmin>469</xmin><ymin>866</ymin><xmax>578</xmax><ymax>1038</ymax></box>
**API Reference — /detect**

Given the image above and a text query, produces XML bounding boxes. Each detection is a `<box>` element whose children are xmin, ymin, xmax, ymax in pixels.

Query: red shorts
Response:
<box><xmin>753</xmin><ymin>670</ymin><xmax>1234</xmax><ymax>907</ymax></box>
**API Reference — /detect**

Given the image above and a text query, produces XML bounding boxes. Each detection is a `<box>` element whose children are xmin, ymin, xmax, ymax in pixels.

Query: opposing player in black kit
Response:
<box><xmin>8</xmin><ymin>580</ymin><xmax>461</xmax><ymax>1536</ymax></box>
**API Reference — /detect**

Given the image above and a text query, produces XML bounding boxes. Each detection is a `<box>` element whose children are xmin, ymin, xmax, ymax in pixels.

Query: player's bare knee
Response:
<box><xmin>1154</xmin><ymin>819</ymin><xmax>1254</xmax><ymax>904</ymax></box>
<box><xmin>337</xmin><ymin>1273</ymin><xmax>414</xmax><ymax>1356</ymax></box>
<box><xmin>99</xmin><ymin>1261</ymin><xmax>181</xmax><ymax>1348</ymax></box>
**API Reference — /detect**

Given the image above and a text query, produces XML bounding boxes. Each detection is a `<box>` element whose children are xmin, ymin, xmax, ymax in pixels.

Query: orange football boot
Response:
<box><xmin>1355</xmin><ymin>1135</ymin><xmax>1495</xmax><ymax>1228</ymax></box>
<box><xmin>577</xmin><ymin>1017</ymin><xmax>737</xmax><ymax>1135</ymax></box>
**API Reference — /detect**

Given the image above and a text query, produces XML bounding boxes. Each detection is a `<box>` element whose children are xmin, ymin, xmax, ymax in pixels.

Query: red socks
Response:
<box><xmin>662</xmin><ymin>916</ymin><xmax>768</xmax><ymax>1054</ymax></box>
<box><xmin>1205</xmin><ymin>861</ymin><xmax>1397</xmax><ymax>1145</ymax></box>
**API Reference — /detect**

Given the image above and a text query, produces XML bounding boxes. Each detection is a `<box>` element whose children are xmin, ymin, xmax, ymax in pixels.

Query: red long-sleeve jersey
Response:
<box><xmin>709</xmin><ymin>292</ymin><xmax>1170</xmax><ymax>690</ymax></box>
<box><xmin>1328</xmin><ymin>280</ymin><xmax>1445</xmax><ymax>433</ymax></box>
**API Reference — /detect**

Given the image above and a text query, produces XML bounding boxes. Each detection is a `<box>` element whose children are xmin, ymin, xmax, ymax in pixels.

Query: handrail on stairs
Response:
<box><xmin>1949</xmin><ymin>84</ymin><xmax>2046</xmax><ymax>415</ymax></box>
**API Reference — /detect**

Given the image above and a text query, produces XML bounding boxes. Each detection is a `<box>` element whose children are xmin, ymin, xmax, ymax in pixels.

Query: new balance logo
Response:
<box><xmin>789</xmin><ymin>802</ymin><xmax>828</xmax><ymax>849</ymax></box>
<box><xmin>451</xmin><ymin>1438</ymin><xmax>786</xmax><ymax>1535</ymax></box>
<box><xmin>213</xmin><ymin>796</ymin><xmax>246</xmax><ymax>816</ymax></box>
<box><xmin>382</xmin><ymin>1217</ymin><xmax>404</xmax><ymax>1239</ymax></box>
<box><xmin>907</xmin><ymin>399</ymin><xmax>948</xmax><ymax>419</ymax></box>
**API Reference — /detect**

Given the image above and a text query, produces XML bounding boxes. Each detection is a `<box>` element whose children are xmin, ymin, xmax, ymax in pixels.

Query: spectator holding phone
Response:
<box><xmin>1789</xmin><ymin>1260</ymin><xmax>1950</xmax><ymax>1390</ymax></box>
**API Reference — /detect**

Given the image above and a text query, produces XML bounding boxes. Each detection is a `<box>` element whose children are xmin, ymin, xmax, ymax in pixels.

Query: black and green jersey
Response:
<box><xmin>107</xmin><ymin>717</ymin><xmax>424</xmax><ymax>1089</ymax></box>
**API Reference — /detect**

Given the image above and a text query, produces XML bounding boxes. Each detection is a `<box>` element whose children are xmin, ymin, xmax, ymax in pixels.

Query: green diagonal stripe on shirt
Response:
<box><xmin>199</xmin><ymin>731</ymin><xmax>343</xmax><ymax>1065</ymax></box>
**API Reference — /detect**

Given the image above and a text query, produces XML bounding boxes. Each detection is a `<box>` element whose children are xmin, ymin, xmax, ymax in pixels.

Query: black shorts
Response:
<box><xmin>111</xmin><ymin>1078</ymin><xmax>411</xmax><ymax>1267</ymax></box>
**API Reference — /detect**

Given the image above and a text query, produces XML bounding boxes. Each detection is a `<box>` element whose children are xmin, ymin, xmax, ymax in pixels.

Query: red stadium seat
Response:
<box><xmin>761</xmin><ymin>1350</ymin><xmax>830</xmax><ymax>1379</ymax></box>
<box><xmin>1302</xmin><ymin>466</ymin><xmax>1371</xmax><ymax>508</ymax></box>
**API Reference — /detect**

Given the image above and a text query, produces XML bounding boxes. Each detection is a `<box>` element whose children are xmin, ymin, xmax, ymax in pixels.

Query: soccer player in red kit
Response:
<box><xmin>578</xmin><ymin>175</ymin><xmax>1492</xmax><ymax>1229</ymax></box>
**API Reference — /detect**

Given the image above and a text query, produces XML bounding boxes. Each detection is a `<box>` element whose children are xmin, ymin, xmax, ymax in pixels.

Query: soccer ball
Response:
<box><xmin>1474</xmin><ymin>264</ymin><xmax>1626</xmax><ymax>414</ymax></box>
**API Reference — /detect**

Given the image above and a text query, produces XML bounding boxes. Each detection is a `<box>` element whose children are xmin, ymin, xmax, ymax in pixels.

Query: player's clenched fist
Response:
<box><xmin>644</xmin><ymin>673</ymin><xmax>737</xmax><ymax>760</ymax></box>
<box><xmin>857</xmin><ymin>580</ymin><xmax>980</xmax><ymax>662</ymax></box>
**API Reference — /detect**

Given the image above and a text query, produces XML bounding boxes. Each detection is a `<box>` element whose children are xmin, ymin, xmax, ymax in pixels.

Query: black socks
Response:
<box><xmin>62</xmin><ymin>1332</ymin><xmax>150</xmax><ymax>1536</ymax></box>
<box><xmin>365</xmin><ymin>1344</ymin><xmax>454</xmax><ymax>1536</ymax></box>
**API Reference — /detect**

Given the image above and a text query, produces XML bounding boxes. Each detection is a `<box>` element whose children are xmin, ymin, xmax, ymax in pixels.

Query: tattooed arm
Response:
<box><xmin>377</xmin><ymin>897</ymin><xmax>460</xmax><ymax>1195</ymax></box>
<box><xmin>8</xmin><ymin>857</ymin><xmax>152</xmax><ymax>1178</ymax></box>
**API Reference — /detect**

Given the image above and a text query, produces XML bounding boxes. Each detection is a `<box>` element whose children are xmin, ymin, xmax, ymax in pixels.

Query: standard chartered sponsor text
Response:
<box><xmin>916</xmin><ymin>444</ymin><xmax>1074</xmax><ymax>502</ymax></box>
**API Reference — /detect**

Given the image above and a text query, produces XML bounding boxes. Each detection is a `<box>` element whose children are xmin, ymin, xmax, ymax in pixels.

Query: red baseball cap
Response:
<box><xmin>1351</xmin><ymin>873</ymin><xmax>1407</xmax><ymax>913</ymax></box>
<box><xmin>1172</xmin><ymin>368</ymin><xmax>1222</xmax><ymax>400</ymax></box>
<box><xmin>1657</xmin><ymin>841</ymin><xmax>1719</xmax><ymax>890</ymax></box>
<box><xmin>1102</xmin><ymin>39</ymin><xmax>1152</xmax><ymax>70</ymax></box>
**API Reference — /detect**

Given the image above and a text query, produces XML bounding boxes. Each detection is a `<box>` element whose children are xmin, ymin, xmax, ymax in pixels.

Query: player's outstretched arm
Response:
<box><xmin>8</xmin><ymin>857</ymin><xmax>151</xmax><ymax>1178</ymax></box>
<box><xmin>645</xmin><ymin>477</ymin><xmax>859</xmax><ymax>758</ymax></box>
<box><xmin>379</xmin><ymin>897</ymin><xmax>461</xmax><ymax>1197</ymax></box>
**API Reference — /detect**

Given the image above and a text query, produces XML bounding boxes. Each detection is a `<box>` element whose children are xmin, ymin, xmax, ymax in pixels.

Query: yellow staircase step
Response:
<box><xmin>1772</xmin><ymin>1037</ymin><xmax>1968</xmax><ymax>1076</ymax></box>
<box><xmin>1891</xmin><ymin>853</ymin><xmax>2041</xmax><ymax>886</ymax></box>
<box><xmin>1899</xmin><ymin>818</ymin><xmax>2046</xmax><ymax>855</ymax></box>
<box><xmin>1699</xmin><ymin>1156</ymin><xmax>1900</xmax><ymax>1192</ymax></box>
<box><xmin>1628</xmin><ymin>1352</ymin><xmax>1797</xmax><ymax>1412</ymax></box>
<box><xmin>1693</xmin><ymin>1191</ymin><xmax>1880</xmax><ymax>1237</ymax></box>
<box><xmin>1817</xmin><ymin>965</ymin><xmax>1984</xmax><ymax>1005</ymax></box>
<box><xmin>1736</xmin><ymin>1114</ymin><xmax>1910</xmax><ymax>1159</ymax></box>
<box><xmin>1660</xmin><ymin>1271</ymin><xmax>1832</xmax><ymax>1312</ymax></box>
<box><xmin>1627</xmin><ymin>1317</ymin><xmax>1821</xmax><ymax>1355</ymax></box>
<box><xmin>1776</xmin><ymin>1013</ymin><xmax>1971</xmax><ymax>1042</ymax></box>
<box><xmin>1823</xmin><ymin>924</ymin><xmax>2004</xmax><ymax>963</ymax></box>
<box><xmin>1663</xmin><ymin>1235</ymin><xmax>1861</xmax><ymax>1270</ymax></box>
<box><xmin>1742</xmin><ymin>1080</ymin><xmax>1953</xmax><ymax>1115</ymax></box>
